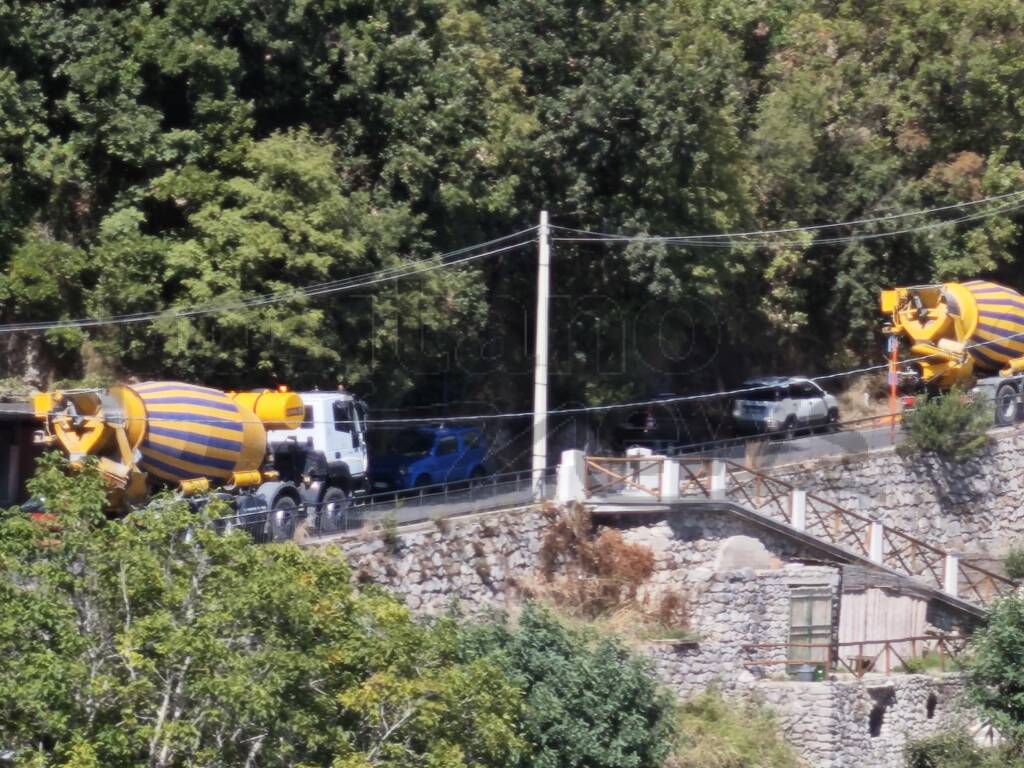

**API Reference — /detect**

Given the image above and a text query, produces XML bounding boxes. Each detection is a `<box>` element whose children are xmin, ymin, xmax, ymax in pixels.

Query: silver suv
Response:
<box><xmin>731</xmin><ymin>377</ymin><xmax>840</xmax><ymax>437</ymax></box>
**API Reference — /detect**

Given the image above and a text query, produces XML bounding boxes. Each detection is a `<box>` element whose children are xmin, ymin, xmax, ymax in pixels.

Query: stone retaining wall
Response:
<box><xmin>314</xmin><ymin>505</ymin><xmax>552</xmax><ymax>615</ymax></box>
<box><xmin>751</xmin><ymin>675</ymin><xmax>970</xmax><ymax>768</ymax></box>
<box><xmin>768</xmin><ymin>426</ymin><xmax>1024</xmax><ymax>562</ymax></box>
<box><xmin>313</xmin><ymin>501</ymin><xmax>981</xmax><ymax>768</ymax></box>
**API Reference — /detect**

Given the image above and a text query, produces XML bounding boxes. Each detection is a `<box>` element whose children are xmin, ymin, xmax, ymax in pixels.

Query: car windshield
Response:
<box><xmin>742</xmin><ymin>386</ymin><xmax>785</xmax><ymax>402</ymax></box>
<box><xmin>390</xmin><ymin>430</ymin><xmax>434</xmax><ymax>456</ymax></box>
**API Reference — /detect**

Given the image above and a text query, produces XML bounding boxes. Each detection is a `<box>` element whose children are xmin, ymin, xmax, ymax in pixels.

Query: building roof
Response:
<box><xmin>0</xmin><ymin>400</ymin><xmax>34</xmax><ymax>422</ymax></box>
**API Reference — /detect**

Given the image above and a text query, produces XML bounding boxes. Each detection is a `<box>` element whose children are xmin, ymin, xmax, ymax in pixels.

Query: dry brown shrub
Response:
<box><xmin>538</xmin><ymin>503</ymin><xmax>593</xmax><ymax>576</ymax></box>
<box><xmin>534</xmin><ymin>506</ymin><xmax>660</xmax><ymax>620</ymax></box>
<box><xmin>579</xmin><ymin>528</ymin><xmax>655</xmax><ymax>587</ymax></box>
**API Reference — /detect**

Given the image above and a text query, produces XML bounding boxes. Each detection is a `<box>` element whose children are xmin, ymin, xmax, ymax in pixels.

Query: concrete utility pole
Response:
<box><xmin>531</xmin><ymin>211</ymin><xmax>550</xmax><ymax>500</ymax></box>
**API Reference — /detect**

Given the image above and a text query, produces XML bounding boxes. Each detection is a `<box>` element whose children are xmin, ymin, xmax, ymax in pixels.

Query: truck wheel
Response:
<box><xmin>319</xmin><ymin>487</ymin><xmax>351</xmax><ymax>534</ymax></box>
<box><xmin>269</xmin><ymin>496</ymin><xmax>298</xmax><ymax>542</ymax></box>
<box><xmin>782</xmin><ymin>415</ymin><xmax>798</xmax><ymax>441</ymax></box>
<box><xmin>995</xmin><ymin>384</ymin><xmax>1019</xmax><ymax>426</ymax></box>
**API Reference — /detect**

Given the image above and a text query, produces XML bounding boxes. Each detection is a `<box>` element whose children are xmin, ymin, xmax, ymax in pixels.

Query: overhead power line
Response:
<box><xmin>552</xmin><ymin>190</ymin><xmax>1024</xmax><ymax>248</ymax></box>
<box><xmin>4</xmin><ymin>326</ymin><xmax>1023</xmax><ymax>427</ymax></box>
<box><xmin>0</xmin><ymin>341</ymin><xmax>971</xmax><ymax>426</ymax></box>
<box><xmin>0</xmin><ymin>228</ymin><xmax>538</xmax><ymax>334</ymax></box>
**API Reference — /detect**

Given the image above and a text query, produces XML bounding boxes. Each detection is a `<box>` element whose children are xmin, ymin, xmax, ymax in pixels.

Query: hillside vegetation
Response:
<box><xmin>0</xmin><ymin>457</ymin><xmax>800</xmax><ymax>767</ymax></box>
<box><xmin>2</xmin><ymin>0</ymin><xmax>1023</xmax><ymax>408</ymax></box>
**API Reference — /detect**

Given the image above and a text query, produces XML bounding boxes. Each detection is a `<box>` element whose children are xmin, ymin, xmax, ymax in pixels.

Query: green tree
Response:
<box><xmin>968</xmin><ymin>596</ymin><xmax>1024</xmax><ymax>750</ymax></box>
<box><xmin>461</xmin><ymin>604</ymin><xmax>676</xmax><ymax>768</ymax></box>
<box><xmin>0</xmin><ymin>455</ymin><xmax>526</xmax><ymax>767</ymax></box>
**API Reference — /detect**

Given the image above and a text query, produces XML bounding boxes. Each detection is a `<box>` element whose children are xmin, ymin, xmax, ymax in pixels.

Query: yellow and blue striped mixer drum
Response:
<box><xmin>956</xmin><ymin>280</ymin><xmax>1024</xmax><ymax>373</ymax></box>
<box><xmin>113</xmin><ymin>382</ymin><xmax>283</xmax><ymax>485</ymax></box>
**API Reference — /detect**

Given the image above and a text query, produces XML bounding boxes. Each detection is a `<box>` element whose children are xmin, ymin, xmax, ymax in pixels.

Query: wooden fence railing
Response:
<box><xmin>742</xmin><ymin>635</ymin><xmax>969</xmax><ymax>678</ymax></box>
<box><xmin>581</xmin><ymin>455</ymin><xmax>1016</xmax><ymax>607</ymax></box>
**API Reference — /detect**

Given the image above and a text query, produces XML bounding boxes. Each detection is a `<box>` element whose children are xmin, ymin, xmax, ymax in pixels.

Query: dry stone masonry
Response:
<box><xmin>769</xmin><ymin>426</ymin><xmax>1024</xmax><ymax>566</ymax></box>
<box><xmin>312</xmin><ymin>494</ymin><xmax>984</xmax><ymax>768</ymax></box>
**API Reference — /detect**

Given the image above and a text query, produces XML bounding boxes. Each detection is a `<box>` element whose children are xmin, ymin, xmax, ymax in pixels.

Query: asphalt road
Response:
<box><xmin>696</xmin><ymin>425</ymin><xmax>900</xmax><ymax>466</ymax></box>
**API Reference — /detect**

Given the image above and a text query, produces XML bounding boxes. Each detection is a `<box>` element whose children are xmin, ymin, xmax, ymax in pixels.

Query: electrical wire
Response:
<box><xmin>2</xmin><ymin>328</ymin><xmax>1021</xmax><ymax>427</ymax></box>
<box><xmin>0</xmin><ymin>229</ymin><xmax>538</xmax><ymax>334</ymax></box>
<box><xmin>0</xmin><ymin>354</ymin><xmax>944</xmax><ymax>425</ymax></box>
<box><xmin>553</xmin><ymin>198</ymin><xmax>1024</xmax><ymax>249</ymax></box>
<box><xmin>550</xmin><ymin>189</ymin><xmax>1024</xmax><ymax>245</ymax></box>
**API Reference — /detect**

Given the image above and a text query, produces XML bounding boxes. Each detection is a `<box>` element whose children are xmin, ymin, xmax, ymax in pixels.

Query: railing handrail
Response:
<box><xmin>741</xmin><ymin>635</ymin><xmax>966</xmax><ymax>678</ymax></box>
<box><xmin>584</xmin><ymin>453</ymin><xmax>1016</xmax><ymax>603</ymax></box>
<box><xmin>742</xmin><ymin>635</ymin><xmax>967</xmax><ymax>651</ymax></box>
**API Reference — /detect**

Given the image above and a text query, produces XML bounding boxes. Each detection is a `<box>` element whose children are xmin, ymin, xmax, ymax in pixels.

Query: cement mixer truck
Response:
<box><xmin>881</xmin><ymin>279</ymin><xmax>1024</xmax><ymax>425</ymax></box>
<box><xmin>31</xmin><ymin>381</ymin><xmax>369</xmax><ymax>539</ymax></box>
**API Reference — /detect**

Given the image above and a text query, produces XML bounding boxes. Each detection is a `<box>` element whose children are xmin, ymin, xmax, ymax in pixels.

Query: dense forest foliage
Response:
<box><xmin>2</xmin><ymin>0</ymin><xmax>1024</xmax><ymax>413</ymax></box>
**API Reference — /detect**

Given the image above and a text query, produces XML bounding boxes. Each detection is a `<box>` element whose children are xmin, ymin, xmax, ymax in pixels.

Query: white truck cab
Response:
<box><xmin>265</xmin><ymin>390</ymin><xmax>369</xmax><ymax>533</ymax></box>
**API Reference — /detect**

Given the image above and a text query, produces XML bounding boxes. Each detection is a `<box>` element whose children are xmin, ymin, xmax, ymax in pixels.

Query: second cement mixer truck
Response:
<box><xmin>32</xmin><ymin>381</ymin><xmax>369</xmax><ymax>539</ymax></box>
<box><xmin>882</xmin><ymin>279</ymin><xmax>1024</xmax><ymax>425</ymax></box>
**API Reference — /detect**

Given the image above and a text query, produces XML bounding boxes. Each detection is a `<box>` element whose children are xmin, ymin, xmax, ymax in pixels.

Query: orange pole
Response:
<box><xmin>888</xmin><ymin>336</ymin><xmax>898</xmax><ymax>445</ymax></box>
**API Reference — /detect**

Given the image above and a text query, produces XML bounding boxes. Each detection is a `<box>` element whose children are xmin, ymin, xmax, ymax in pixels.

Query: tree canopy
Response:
<box><xmin>3</xmin><ymin>0</ymin><xmax>1024</xmax><ymax>411</ymax></box>
<box><xmin>0</xmin><ymin>455</ymin><xmax>529</xmax><ymax>767</ymax></box>
<box><xmin>0</xmin><ymin>456</ymin><xmax>693</xmax><ymax>767</ymax></box>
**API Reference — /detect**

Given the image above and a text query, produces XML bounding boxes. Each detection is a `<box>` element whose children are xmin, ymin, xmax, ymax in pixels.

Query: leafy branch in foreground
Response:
<box><xmin>0</xmin><ymin>457</ymin><xmax>525</xmax><ymax>768</ymax></box>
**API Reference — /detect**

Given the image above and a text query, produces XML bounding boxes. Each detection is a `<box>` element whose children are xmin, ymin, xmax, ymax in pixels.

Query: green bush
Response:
<box><xmin>1005</xmin><ymin>546</ymin><xmax>1024</xmax><ymax>581</ymax></box>
<box><xmin>906</xmin><ymin>732</ymin><xmax>1024</xmax><ymax>768</ymax></box>
<box><xmin>897</xmin><ymin>387</ymin><xmax>991</xmax><ymax>463</ymax></box>
<box><xmin>461</xmin><ymin>604</ymin><xmax>677</xmax><ymax>768</ymax></box>
<box><xmin>667</xmin><ymin>690</ymin><xmax>798</xmax><ymax>768</ymax></box>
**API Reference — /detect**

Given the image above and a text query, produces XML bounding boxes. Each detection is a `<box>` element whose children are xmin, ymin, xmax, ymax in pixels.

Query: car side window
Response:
<box><xmin>436</xmin><ymin>436</ymin><xmax>458</xmax><ymax>456</ymax></box>
<box><xmin>333</xmin><ymin>401</ymin><xmax>351</xmax><ymax>433</ymax></box>
<box><xmin>789</xmin><ymin>383</ymin><xmax>817</xmax><ymax>399</ymax></box>
<box><xmin>464</xmin><ymin>431</ymin><xmax>480</xmax><ymax>449</ymax></box>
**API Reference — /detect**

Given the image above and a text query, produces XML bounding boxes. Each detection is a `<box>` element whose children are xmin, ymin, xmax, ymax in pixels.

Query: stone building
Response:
<box><xmin>316</xmin><ymin>490</ymin><xmax>983</xmax><ymax>768</ymax></box>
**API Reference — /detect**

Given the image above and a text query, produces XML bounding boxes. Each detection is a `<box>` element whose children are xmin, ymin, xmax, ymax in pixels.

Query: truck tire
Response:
<box><xmin>269</xmin><ymin>495</ymin><xmax>298</xmax><ymax>542</ymax></box>
<box><xmin>995</xmin><ymin>383</ymin><xmax>1019</xmax><ymax>426</ymax></box>
<box><xmin>319</xmin><ymin>486</ymin><xmax>351</xmax><ymax>534</ymax></box>
<box><xmin>781</xmin><ymin>415</ymin><xmax>798</xmax><ymax>441</ymax></box>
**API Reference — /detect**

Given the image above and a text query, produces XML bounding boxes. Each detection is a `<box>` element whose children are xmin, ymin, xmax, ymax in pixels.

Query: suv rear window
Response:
<box><xmin>743</xmin><ymin>387</ymin><xmax>785</xmax><ymax>402</ymax></box>
<box><xmin>789</xmin><ymin>382</ymin><xmax>820</xmax><ymax>399</ymax></box>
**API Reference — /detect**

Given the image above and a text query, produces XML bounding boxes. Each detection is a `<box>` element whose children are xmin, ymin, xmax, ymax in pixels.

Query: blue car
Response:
<box><xmin>370</xmin><ymin>426</ymin><xmax>488</xmax><ymax>492</ymax></box>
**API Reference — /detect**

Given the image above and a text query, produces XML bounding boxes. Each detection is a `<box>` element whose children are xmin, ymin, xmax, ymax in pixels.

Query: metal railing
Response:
<box><xmin>306</xmin><ymin>467</ymin><xmax>556</xmax><ymax>537</ymax></box>
<box><xmin>742</xmin><ymin>635</ymin><xmax>969</xmax><ymax>678</ymax></box>
<box><xmin>201</xmin><ymin>468</ymin><xmax>556</xmax><ymax>544</ymax></box>
<box><xmin>659</xmin><ymin>412</ymin><xmax>902</xmax><ymax>459</ymax></box>
<box><xmin>210</xmin><ymin>508</ymin><xmax>276</xmax><ymax>545</ymax></box>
